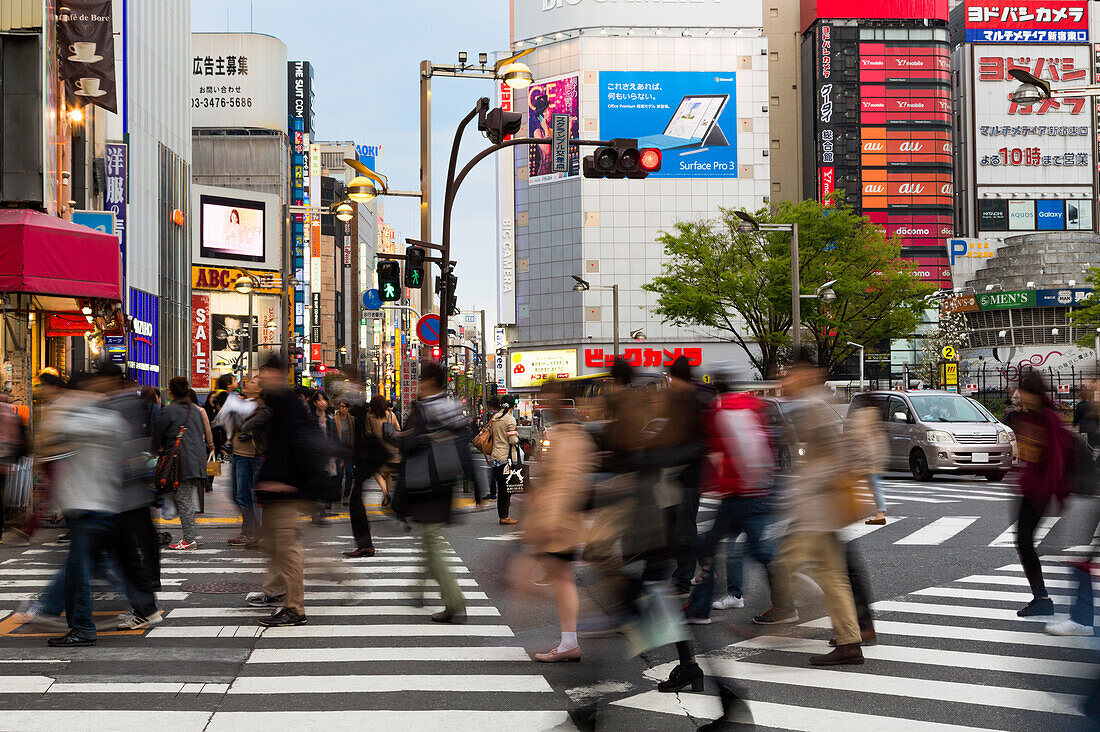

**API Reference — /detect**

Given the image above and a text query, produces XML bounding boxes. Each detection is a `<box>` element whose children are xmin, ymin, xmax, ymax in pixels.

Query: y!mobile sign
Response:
<box><xmin>964</xmin><ymin>0</ymin><xmax>1088</xmax><ymax>43</ymax></box>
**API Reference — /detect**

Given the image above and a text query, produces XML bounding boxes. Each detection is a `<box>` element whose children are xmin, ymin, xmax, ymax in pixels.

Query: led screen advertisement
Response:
<box><xmin>200</xmin><ymin>195</ymin><xmax>265</xmax><ymax>262</ymax></box>
<box><xmin>528</xmin><ymin>74</ymin><xmax>579</xmax><ymax>184</ymax></box>
<box><xmin>509</xmin><ymin>349</ymin><xmax>577</xmax><ymax>389</ymax></box>
<box><xmin>972</xmin><ymin>46</ymin><xmax>1093</xmax><ymax>187</ymax></box>
<box><xmin>977</xmin><ymin>198</ymin><xmax>1092</xmax><ymax>231</ymax></box>
<box><xmin>598</xmin><ymin>72</ymin><xmax>737</xmax><ymax>178</ymax></box>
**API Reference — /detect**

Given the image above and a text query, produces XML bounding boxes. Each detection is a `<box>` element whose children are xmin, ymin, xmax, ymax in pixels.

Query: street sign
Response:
<box><xmin>361</xmin><ymin>310</ymin><xmax>383</xmax><ymax>320</ymax></box>
<box><xmin>941</xmin><ymin>345</ymin><xmax>957</xmax><ymax>361</ymax></box>
<box><xmin>551</xmin><ymin>114</ymin><xmax>569</xmax><ymax>173</ymax></box>
<box><xmin>965</xmin><ymin>383</ymin><xmax>978</xmax><ymax>393</ymax></box>
<box><xmin>865</xmin><ymin>353</ymin><xmax>891</xmax><ymax>363</ymax></box>
<box><xmin>105</xmin><ymin>335</ymin><xmax>126</xmax><ymax>364</ymax></box>
<box><xmin>1058</xmin><ymin>383</ymin><xmax>1071</xmax><ymax>393</ymax></box>
<box><xmin>362</xmin><ymin>288</ymin><xmax>382</xmax><ymax>311</ymax></box>
<box><xmin>416</xmin><ymin>313</ymin><xmax>441</xmax><ymax>346</ymax></box>
<box><xmin>942</xmin><ymin>362</ymin><xmax>958</xmax><ymax>391</ymax></box>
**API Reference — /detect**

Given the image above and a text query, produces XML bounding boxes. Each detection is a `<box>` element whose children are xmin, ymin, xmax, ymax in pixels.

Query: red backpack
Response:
<box><xmin>703</xmin><ymin>393</ymin><xmax>775</xmax><ymax>499</ymax></box>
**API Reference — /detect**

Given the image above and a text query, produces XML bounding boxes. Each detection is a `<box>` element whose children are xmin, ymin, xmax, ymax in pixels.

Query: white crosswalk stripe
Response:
<box><xmin>612</xmin><ymin>556</ymin><xmax>1097</xmax><ymax>727</ymax></box>
<box><xmin>894</xmin><ymin>516</ymin><xmax>980</xmax><ymax>545</ymax></box>
<box><xmin>0</xmin><ymin>535</ymin><xmax>568</xmax><ymax>728</ymax></box>
<box><xmin>989</xmin><ymin>516</ymin><xmax>1061</xmax><ymax>548</ymax></box>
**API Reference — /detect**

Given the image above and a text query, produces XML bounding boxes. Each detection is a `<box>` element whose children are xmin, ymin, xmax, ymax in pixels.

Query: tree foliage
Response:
<box><xmin>919</xmin><ymin>306</ymin><xmax>970</xmax><ymax>371</ymax></box>
<box><xmin>1068</xmin><ymin>267</ymin><xmax>1100</xmax><ymax>348</ymax></box>
<box><xmin>643</xmin><ymin>196</ymin><xmax>935</xmax><ymax>378</ymax></box>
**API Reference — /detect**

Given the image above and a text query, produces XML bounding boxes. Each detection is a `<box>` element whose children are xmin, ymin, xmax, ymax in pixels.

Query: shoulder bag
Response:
<box><xmin>154</xmin><ymin>424</ymin><xmax>187</xmax><ymax>494</ymax></box>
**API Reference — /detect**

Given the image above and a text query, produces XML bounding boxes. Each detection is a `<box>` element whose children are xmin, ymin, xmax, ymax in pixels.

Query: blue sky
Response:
<box><xmin>191</xmin><ymin>0</ymin><xmax>510</xmax><ymax>323</ymax></box>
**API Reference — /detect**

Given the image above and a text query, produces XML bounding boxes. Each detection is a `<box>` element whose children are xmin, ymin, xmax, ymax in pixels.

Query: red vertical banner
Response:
<box><xmin>191</xmin><ymin>293</ymin><xmax>211</xmax><ymax>390</ymax></box>
<box><xmin>819</xmin><ymin>166</ymin><xmax>835</xmax><ymax>203</ymax></box>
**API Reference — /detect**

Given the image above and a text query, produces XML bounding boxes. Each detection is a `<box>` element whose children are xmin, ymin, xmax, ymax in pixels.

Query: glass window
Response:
<box><xmin>909</xmin><ymin>395</ymin><xmax>993</xmax><ymax>423</ymax></box>
<box><xmin>887</xmin><ymin>396</ymin><xmax>912</xmax><ymax>423</ymax></box>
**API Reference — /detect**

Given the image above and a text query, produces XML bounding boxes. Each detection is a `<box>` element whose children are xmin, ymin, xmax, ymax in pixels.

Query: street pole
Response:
<box><xmin>612</xmin><ymin>284</ymin><xmax>620</xmax><ymax>358</ymax></box>
<box><xmin>480</xmin><ymin>309</ymin><xmax>488</xmax><ymax>415</ymax></box>
<box><xmin>246</xmin><ymin>288</ymin><xmax>254</xmax><ymax>381</ymax></box>
<box><xmin>419</xmin><ymin>61</ymin><xmax>433</xmax><ymax>364</ymax></box>
<box><xmin>791</xmin><ymin>222</ymin><xmax>801</xmax><ymax>355</ymax></box>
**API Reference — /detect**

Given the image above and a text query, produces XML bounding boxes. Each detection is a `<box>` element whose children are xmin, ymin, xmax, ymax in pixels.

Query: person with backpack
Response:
<box><xmin>245</xmin><ymin>355</ymin><xmax>327</xmax><ymax>627</ymax></box>
<box><xmin>1012</xmin><ymin>370</ymin><xmax>1075</xmax><ymax>618</ymax></box>
<box><xmin>365</xmin><ymin>395</ymin><xmax>401</xmax><ymax>507</ymax></box>
<box><xmin>683</xmin><ymin>373</ymin><xmax>796</xmax><ymax>627</ymax></box>
<box><xmin>487</xmin><ymin>395</ymin><xmax>520</xmax><ymax>525</ymax></box>
<box><xmin>152</xmin><ymin>377</ymin><xmax>214</xmax><ymax>551</ymax></box>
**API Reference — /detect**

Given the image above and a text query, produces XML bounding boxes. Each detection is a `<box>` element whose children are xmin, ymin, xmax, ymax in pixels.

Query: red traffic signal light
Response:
<box><xmin>583</xmin><ymin>139</ymin><xmax>660</xmax><ymax>179</ymax></box>
<box><xmin>639</xmin><ymin>148</ymin><xmax>662</xmax><ymax>173</ymax></box>
<box><xmin>316</xmin><ymin>363</ymin><xmax>327</xmax><ymax>373</ymax></box>
<box><xmin>431</xmin><ymin>347</ymin><xmax>440</xmax><ymax>360</ymax></box>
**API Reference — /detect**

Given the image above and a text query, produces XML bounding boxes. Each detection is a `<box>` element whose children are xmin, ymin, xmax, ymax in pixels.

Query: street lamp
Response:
<box><xmin>234</xmin><ymin>271</ymin><xmax>261</xmax><ymax>380</ymax></box>
<box><xmin>334</xmin><ymin>201</ymin><xmax>354</xmax><ymax>222</ymax></box>
<box><xmin>847</xmin><ymin>341</ymin><xmax>865</xmax><ymax>393</ymax></box>
<box><xmin>571</xmin><ymin>274</ymin><xmax>620</xmax><ymax>358</ymax></box>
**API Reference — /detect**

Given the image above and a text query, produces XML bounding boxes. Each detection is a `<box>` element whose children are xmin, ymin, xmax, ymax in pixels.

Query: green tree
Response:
<box><xmin>643</xmin><ymin>196</ymin><xmax>935</xmax><ymax>378</ymax></box>
<box><xmin>1068</xmin><ymin>267</ymin><xmax>1100</xmax><ymax>347</ymax></box>
<box><xmin>918</xmin><ymin>305</ymin><xmax>970</xmax><ymax>371</ymax></box>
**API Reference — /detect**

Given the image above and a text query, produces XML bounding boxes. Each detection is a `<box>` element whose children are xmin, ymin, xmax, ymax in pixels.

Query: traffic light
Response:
<box><xmin>582</xmin><ymin>139</ymin><xmax>661</xmax><ymax>179</ymax></box>
<box><xmin>446</xmin><ymin>272</ymin><xmax>459</xmax><ymax>316</ymax></box>
<box><xmin>431</xmin><ymin>346</ymin><xmax>440</xmax><ymax>360</ymax></box>
<box><xmin>315</xmin><ymin>363</ymin><xmax>327</xmax><ymax>374</ymax></box>
<box><xmin>404</xmin><ymin>245</ymin><xmax>425</xmax><ymax>288</ymax></box>
<box><xmin>479</xmin><ymin>106</ymin><xmax>523</xmax><ymax>145</ymax></box>
<box><xmin>377</xmin><ymin>260</ymin><xmax>401</xmax><ymax>301</ymax></box>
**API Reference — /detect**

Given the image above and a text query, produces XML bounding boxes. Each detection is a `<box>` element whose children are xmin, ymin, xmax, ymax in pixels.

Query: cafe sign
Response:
<box><xmin>192</xmin><ymin>266</ymin><xmax>281</xmax><ymax>294</ymax></box>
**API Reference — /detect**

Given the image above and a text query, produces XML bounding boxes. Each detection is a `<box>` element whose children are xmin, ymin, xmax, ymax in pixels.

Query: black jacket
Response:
<box><xmin>255</xmin><ymin>386</ymin><xmax>321</xmax><ymax>501</ymax></box>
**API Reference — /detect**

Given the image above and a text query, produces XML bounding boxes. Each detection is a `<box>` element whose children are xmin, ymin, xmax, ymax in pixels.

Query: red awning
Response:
<box><xmin>0</xmin><ymin>209</ymin><xmax>122</xmax><ymax>300</ymax></box>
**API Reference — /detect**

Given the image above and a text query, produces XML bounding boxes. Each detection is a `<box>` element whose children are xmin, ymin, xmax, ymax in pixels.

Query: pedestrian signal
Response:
<box><xmin>377</xmin><ymin>260</ymin><xmax>401</xmax><ymax>301</ymax></box>
<box><xmin>405</xmin><ymin>246</ymin><xmax>425</xmax><ymax>289</ymax></box>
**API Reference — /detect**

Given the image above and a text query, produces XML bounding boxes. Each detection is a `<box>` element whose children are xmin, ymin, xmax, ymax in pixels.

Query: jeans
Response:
<box><xmin>724</xmin><ymin>540</ymin><xmax>744</xmax><ymax>596</ymax></box>
<box><xmin>422</xmin><ymin>522</ymin><xmax>464</xmax><ymax>613</ymax></box>
<box><xmin>1071</xmin><ymin>565</ymin><xmax>1095</xmax><ymax>627</ymax></box>
<box><xmin>174</xmin><ymin>479</ymin><xmax>201</xmax><ymax>543</ymax></box>
<box><xmin>1016</xmin><ymin>496</ymin><xmax>1048</xmax><ymax>599</ymax></box>
<box><xmin>231</xmin><ymin>455</ymin><xmax>261</xmax><ymax>537</ymax></box>
<box><xmin>109</xmin><ymin>507</ymin><xmax>160</xmax><ymax>617</ymax></box>
<box><xmin>339</xmin><ymin>460</ymin><xmax>355</xmax><ymax>500</ymax></box>
<box><xmin>687</xmin><ymin>496</ymin><xmax>790</xmax><ymax>618</ymax></box>
<box><xmin>846</xmin><ymin>541</ymin><xmax>875</xmax><ymax>632</ymax></box>
<box><xmin>868</xmin><ymin>473</ymin><xmax>886</xmax><ymax>513</ymax></box>
<box><xmin>672</xmin><ymin>461</ymin><xmax>702</xmax><ymax>591</ymax></box>
<box><xmin>40</xmin><ymin>551</ymin><xmax>127</xmax><ymax>617</ymax></box>
<box><xmin>61</xmin><ymin>511</ymin><xmax>116</xmax><ymax>638</ymax></box>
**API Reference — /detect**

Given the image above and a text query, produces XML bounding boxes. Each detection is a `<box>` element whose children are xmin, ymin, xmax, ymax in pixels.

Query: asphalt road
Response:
<box><xmin>0</xmin><ymin>473</ymin><xmax>1096</xmax><ymax>731</ymax></box>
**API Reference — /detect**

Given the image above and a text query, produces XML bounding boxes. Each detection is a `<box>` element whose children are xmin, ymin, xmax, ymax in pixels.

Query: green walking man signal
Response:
<box><xmin>377</xmin><ymin>260</ymin><xmax>401</xmax><ymax>302</ymax></box>
<box><xmin>404</xmin><ymin>245</ymin><xmax>426</xmax><ymax>289</ymax></box>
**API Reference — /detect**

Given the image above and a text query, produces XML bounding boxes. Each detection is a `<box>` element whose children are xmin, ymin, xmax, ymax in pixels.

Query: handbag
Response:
<box><xmin>472</xmin><ymin>422</ymin><xmax>493</xmax><ymax>457</ymax></box>
<box><xmin>830</xmin><ymin>471</ymin><xmax>870</xmax><ymax>527</ymax></box>
<box><xmin>153</xmin><ymin>425</ymin><xmax>187</xmax><ymax>494</ymax></box>
<box><xmin>405</xmin><ymin>431</ymin><xmax>464</xmax><ymax>491</ymax></box>
<box><xmin>504</xmin><ymin>444</ymin><xmax>527</xmax><ymax>494</ymax></box>
<box><xmin>206</xmin><ymin>451</ymin><xmax>222</xmax><ymax>478</ymax></box>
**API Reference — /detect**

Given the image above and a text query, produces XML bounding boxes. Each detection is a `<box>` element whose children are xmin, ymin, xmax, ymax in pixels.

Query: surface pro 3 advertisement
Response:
<box><xmin>598</xmin><ymin>71</ymin><xmax>738</xmax><ymax>178</ymax></box>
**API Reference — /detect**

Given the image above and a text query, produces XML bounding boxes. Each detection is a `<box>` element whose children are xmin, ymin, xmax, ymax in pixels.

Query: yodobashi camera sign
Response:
<box><xmin>515</xmin><ymin>0</ymin><xmax>759</xmax><ymax>41</ymax></box>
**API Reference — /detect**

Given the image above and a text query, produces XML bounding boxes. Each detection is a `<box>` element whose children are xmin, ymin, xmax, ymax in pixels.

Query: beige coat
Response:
<box><xmin>846</xmin><ymin>406</ymin><xmax>888</xmax><ymax>476</ymax></box>
<box><xmin>489</xmin><ymin>411</ymin><xmax>519</xmax><ymax>462</ymax></box>
<box><xmin>787</xmin><ymin>390</ymin><xmax>854</xmax><ymax>533</ymax></box>
<box><xmin>522</xmin><ymin>422</ymin><xmax>595</xmax><ymax>554</ymax></box>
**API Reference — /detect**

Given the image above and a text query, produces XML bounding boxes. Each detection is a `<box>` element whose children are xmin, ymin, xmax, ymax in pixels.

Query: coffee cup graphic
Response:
<box><xmin>75</xmin><ymin>77</ymin><xmax>104</xmax><ymax>97</ymax></box>
<box><xmin>69</xmin><ymin>42</ymin><xmax>99</xmax><ymax>62</ymax></box>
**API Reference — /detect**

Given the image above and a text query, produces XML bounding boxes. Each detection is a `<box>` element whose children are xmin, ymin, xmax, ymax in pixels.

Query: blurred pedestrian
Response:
<box><xmin>365</xmin><ymin>395</ymin><xmax>401</xmax><ymax>507</ymax></box>
<box><xmin>1013</xmin><ymin>370</ymin><xmax>1075</xmax><ymax>617</ymax></box>
<box><xmin>205</xmin><ymin>373</ymin><xmax>235</xmax><ymax>460</ymax></box>
<box><xmin>11</xmin><ymin>372</ymin><xmax>65</xmax><ymax>545</ymax></box>
<box><xmin>216</xmin><ymin>379</ymin><xmax>261</xmax><ymax>545</ymax></box>
<box><xmin>396</xmin><ymin>361</ymin><xmax>471</xmax><ymax>623</ymax></box>
<box><xmin>487</xmin><ymin>395</ymin><xmax>520</xmax><ymax>524</ymax></box>
<box><xmin>649</xmin><ymin>355</ymin><xmax>708</xmax><ymax>597</ymax></box>
<box><xmin>309</xmin><ymin>390</ymin><xmax>337</xmax><ymax>524</ymax></box>
<box><xmin>0</xmin><ymin>391</ymin><xmax>27</xmax><ymax>545</ymax></box>
<box><xmin>344</xmin><ymin>387</ymin><xmax>389</xmax><ymax>559</ymax></box>
<box><xmin>524</xmin><ymin>380</ymin><xmax>595</xmax><ymax>662</ymax></box>
<box><xmin>683</xmin><ymin>373</ymin><xmax>794</xmax><ymax>626</ymax></box>
<box><xmin>246</xmin><ymin>356</ymin><xmax>325</xmax><ymax>626</ymax></box>
<box><xmin>776</xmin><ymin>353</ymin><xmax>865</xmax><ymax>666</ymax></box>
<box><xmin>153</xmin><ymin>377</ymin><xmax>213</xmax><ymax>550</ymax></box>
<box><xmin>41</xmin><ymin>372</ymin><xmax>126</xmax><ymax>646</ymax></box>
<box><xmin>97</xmin><ymin>363</ymin><xmax>162</xmax><ymax>630</ymax></box>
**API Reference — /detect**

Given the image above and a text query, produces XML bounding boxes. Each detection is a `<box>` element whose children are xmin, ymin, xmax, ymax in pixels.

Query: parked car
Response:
<box><xmin>848</xmin><ymin>390</ymin><xmax>1014</xmax><ymax>481</ymax></box>
<box><xmin>758</xmin><ymin>396</ymin><xmax>846</xmax><ymax>473</ymax></box>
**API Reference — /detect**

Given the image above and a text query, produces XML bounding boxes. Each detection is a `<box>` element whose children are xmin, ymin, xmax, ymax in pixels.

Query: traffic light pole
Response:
<box><xmin>437</xmin><ymin>100</ymin><xmax>612</xmax><ymax>363</ymax></box>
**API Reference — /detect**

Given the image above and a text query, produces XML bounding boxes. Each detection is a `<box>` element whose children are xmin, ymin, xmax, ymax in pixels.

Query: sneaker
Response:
<box><xmin>116</xmin><ymin>610</ymin><xmax>163</xmax><ymax>631</ymax></box>
<box><xmin>227</xmin><ymin>534</ymin><xmax>249</xmax><ymax>546</ymax></box>
<box><xmin>168</xmin><ymin>540</ymin><xmax>197</xmax><ymax>551</ymax></box>
<box><xmin>685</xmin><ymin>614</ymin><xmax>712</xmax><ymax>625</ymax></box>
<box><xmin>258</xmin><ymin>608</ymin><xmax>307</xmax><ymax>627</ymax></box>
<box><xmin>13</xmin><ymin>603</ymin><xmax>67</xmax><ymax>631</ymax></box>
<box><xmin>1045</xmin><ymin>618</ymin><xmax>1093</xmax><ymax>636</ymax></box>
<box><xmin>1017</xmin><ymin>597</ymin><xmax>1055</xmax><ymax>617</ymax></box>
<box><xmin>691</xmin><ymin>570</ymin><xmax>705</xmax><ymax>586</ymax></box>
<box><xmin>246</xmin><ymin>592</ymin><xmax>285</xmax><ymax>608</ymax></box>
<box><xmin>753</xmin><ymin>606</ymin><xmax>799</xmax><ymax>625</ymax></box>
<box><xmin>712</xmin><ymin>594</ymin><xmax>745</xmax><ymax>610</ymax></box>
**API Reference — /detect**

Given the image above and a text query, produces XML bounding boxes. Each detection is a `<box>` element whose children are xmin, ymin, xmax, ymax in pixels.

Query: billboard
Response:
<box><xmin>127</xmin><ymin>289</ymin><xmax>159</xmax><ymax>387</ymax></box>
<box><xmin>599</xmin><ymin>72</ymin><xmax>737</xmax><ymax>179</ymax></box>
<box><xmin>516</xmin><ymin>0</ymin><xmax>762</xmax><ymax>41</ymax></box>
<box><xmin>980</xmin><ymin>198</ymin><xmax>1095</xmax><ymax>231</ymax></box>
<box><xmin>972</xmin><ymin>46</ymin><xmax>1092</xmax><ymax>186</ymax></box>
<box><xmin>509</xmin><ymin>349</ymin><xmax>577</xmax><ymax>389</ymax></box>
<box><xmin>964</xmin><ymin>0</ymin><xmax>1088</xmax><ymax>43</ymax></box>
<box><xmin>859</xmin><ymin>43</ymin><xmax>951</xmax><ymax>83</ymax></box>
<box><xmin>199</xmin><ymin>194</ymin><xmax>265</xmax><ymax>262</ymax></box>
<box><xmin>859</xmin><ymin>85</ymin><xmax>951</xmax><ymax>124</ymax></box>
<box><xmin>528</xmin><ymin>75</ymin><xmax>579</xmax><ymax>184</ymax></box>
<box><xmin>192</xmin><ymin>293</ymin><xmax>210</xmax><ymax>390</ymax></box>
<box><xmin>191</xmin><ymin>33</ymin><xmax>287</xmax><ymax>131</ymax></box>
<box><xmin>800</xmin><ymin>0</ymin><xmax>948</xmax><ymax>32</ymax></box>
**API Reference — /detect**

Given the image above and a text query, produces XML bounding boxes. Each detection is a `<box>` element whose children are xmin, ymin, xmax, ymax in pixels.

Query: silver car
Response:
<box><xmin>849</xmin><ymin>390</ymin><xmax>1014</xmax><ymax>482</ymax></box>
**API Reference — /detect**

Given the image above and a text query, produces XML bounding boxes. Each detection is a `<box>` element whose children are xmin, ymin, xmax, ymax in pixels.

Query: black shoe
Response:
<box><xmin>809</xmin><ymin>643</ymin><xmax>864</xmax><ymax>666</ymax></box>
<box><xmin>657</xmin><ymin>662</ymin><xmax>704</xmax><ymax>693</ymax></box>
<box><xmin>431</xmin><ymin>608</ymin><xmax>467</xmax><ymax>624</ymax></box>
<box><xmin>246</xmin><ymin>592</ymin><xmax>285</xmax><ymax>608</ymax></box>
<box><xmin>47</xmin><ymin>632</ymin><xmax>95</xmax><ymax>647</ymax></box>
<box><xmin>258</xmin><ymin>608</ymin><xmax>307</xmax><ymax>627</ymax></box>
<box><xmin>342</xmin><ymin>547</ymin><xmax>376</xmax><ymax>558</ymax></box>
<box><xmin>753</xmin><ymin>606</ymin><xmax>799</xmax><ymax>625</ymax></box>
<box><xmin>1018</xmin><ymin>597</ymin><xmax>1055</xmax><ymax>617</ymax></box>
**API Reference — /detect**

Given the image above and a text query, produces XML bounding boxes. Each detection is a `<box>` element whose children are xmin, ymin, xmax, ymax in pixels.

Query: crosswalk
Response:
<box><xmin>611</xmin><ymin>547</ymin><xmax>1100</xmax><ymax>729</ymax></box>
<box><xmin>0</xmin><ymin>533</ymin><xmax>574</xmax><ymax>731</ymax></box>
